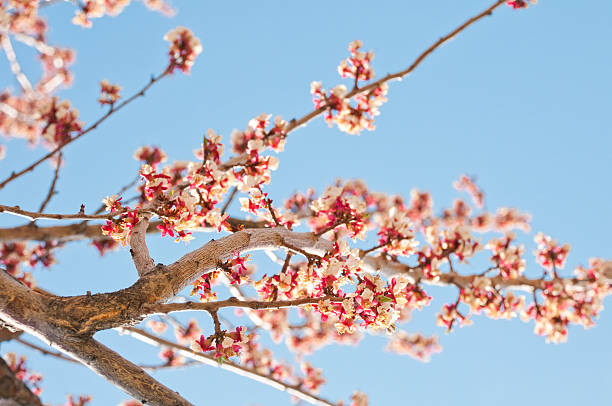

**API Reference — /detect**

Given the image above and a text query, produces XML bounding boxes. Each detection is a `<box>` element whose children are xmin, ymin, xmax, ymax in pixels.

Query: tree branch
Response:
<box><xmin>220</xmin><ymin>0</ymin><xmax>507</xmax><ymax>171</ymax></box>
<box><xmin>119</xmin><ymin>327</ymin><xmax>336</xmax><ymax>406</ymax></box>
<box><xmin>14</xmin><ymin>337</ymin><xmax>77</xmax><ymax>363</ymax></box>
<box><xmin>144</xmin><ymin>295</ymin><xmax>343</xmax><ymax>315</ymax></box>
<box><xmin>37</xmin><ymin>151</ymin><xmax>62</xmax><ymax>213</ymax></box>
<box><xmin>63</xmin><ymin>337</ymin><xmax>193</xmax><ymax>406</ymax></box>
<box><xmin>0</xmin><ymin>204</ymin><xmax>123</xmax><ymax>221</ymax></box>
<box><xmin>129</xmin><ymin>215</ymin><xmax>155</xmax><ymax>277</ymax></box>
<box><xmin>0</xmin><ymin>217</ymin><xmax>267</xmax><ymax>243</ymax></box>
<box><xmin>0</xmin><ymin>69</ymin><xmax>170</xmax><ymax>191</ymax></box>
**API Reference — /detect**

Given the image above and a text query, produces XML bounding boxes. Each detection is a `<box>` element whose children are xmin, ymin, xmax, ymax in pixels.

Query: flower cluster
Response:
<box><xmin>72</xmin><ymin>1</ymin><xmax>107</xmax><ymax>28</ymax></box>
<box><xmin>337</xmin><ymin>40</ymin><xmax>375</xmax><ymax>82</ymax></box>
<box><xmin>231</xmin><ymin>113</ymin><xmax>287</xmax><ymax>154</ymax></box>
<box><xmin>143</xmin><ymin>0</ymin><xmax>176</xmax><ymax>16</ymax></box>
<box><xmin>254</xmin><ymin>263</ymin><xmax>300</xmax><ymax>301</ymax></box>
<box><xmin>0</xmin><ymin>241</ymin><xmax>58</xmax><ymax>287</ymax></box>
<box><xmin>442</xmin><ymin>199</ymin><xmax>473</xmax><ymax>228</ymax></box>
<box><xmin>175</xmin><ymin>319</ymin><xmax>202</xmax><ymax>345</ymax></box>
<box><xmin>406</xmin><ymin>189</ymin><xmax>434</xmax><ymax>223</ymax></box>
<box><xmin>100</xmin><ymin>196</ymin><xmax>139</xmax><ymax>246</ymax></box>
<box><xmin>39</xmin><ymin>98</ymin><xmax>83</xmax><ymax>146</ymax></box>
<box><xmin>63</xmin><ymin>395</ymin><xmax>92</xmax><ymax>406</ymax></box>
<box><xmin>98</xmin><ymin>79</ymin><xmax>121</xmax><ymax>106</ymax></box>
<box><xmin>219</xmin><ymin>252</ymin><xmax>252</xmax><ymax>285</ymax></box>
<box><xmin>436</xmin><ymin>301</ymin><xmax>471</xmax><ymax>332</ymax></box>
<box><xmin>506</xmin><ymin>0</ymin><xmax>536</xmax><ymax>9</ymax></box>
<box><xmin>520</xmin><ymin>260</ymin><xmax>609</xmax><ymax>343</ymax></box>
<box><xmin>91</xmin><ymin>238</ymin><xmax>119</xmax><ymax>256</ymax></box>
<box><xmin>316</xmin><ymin>274</ymin><xmax>431</xmax><ymax>335</ymax></box>
<box><xmin>348</xmin><ymin>391</ymin><xmax>369</xmax><ymax>406</ymax></box>
<box><xmin>72</xmin><ymin>0</ymin><xmax>174</xmax><ymax>28</ymax></box>
<box><xmin>491</xmin><ymin>208</ymin><xmax>531</xmax><ymax>232</ymax></box>
<box><xmin>40</xmin><ymin>47</ymin><xmax>76</xmax><ymax>90</ymax></box>
<box><xmin>146</xmin><ymin>318</ymin><xmax>168</xmax><ymax>335</ymax></box>
<box><xmin>194</xmin><ymin>327</ymin><xmax>251</xmax><ymax>361</ymax></box>
<box><xmin>194</xmin><ymin>129</ymin><xmax>225</xmax><ymax>164</ymax></box>
<box><xmin>310</xmin><ymin>81</ymin><xmax>388</xmax><ymax>135</ymax></box>
<box><xmin>300</xmin><ymin>362</ymin><xmax>326</xmax><ymax>393</ymax></box>
<box><xmin>425</xmin><ymin>226</ymin><xmax>481</xmax><ymax>263</ymax></box>
<box><xmin>453</xmin><ymin>174</ymin><xmax>484</xmax><ymax>208</ymax></box>
<box><xmin>461</xmin><ymin>277</ymin><xmax>525</xmax><ymax>320</ymax></box>
<box><xmin>191</xmin><ymin>270</ymin><xmax>219</xmax><ymax>302</ymax></box>
<box><xmin>140</xmin><ymin>162</ymin><xmax>227</xmax><ymax>239</ymax></box>
<box><xmin>386</xmin><ymin>331</ymin><xmax>441</xmax><ymax>362</ymax></box>
<box><xmin>284</xmin><ymin>188</ymin><xmax>315</xmax><ymax>217</ymax></box>
<box><xmin>309</xmin><ymin>40</ymin><xmax>388</xmax><ymax>135</ymax></box>
<box><xmin>285</xmin><ymin>307</ymin><xmax>362</xmax><ymax>354</ymax></box>
<box><xmin>158</xmin><ymin>348</ymin><xmax>184</xmax><ymax>366</ymax></box>
<box><xmin>376</xmin><ymin>207</ymin><xmax>419</xmax><ymax>257</ymax></box>
<box><xmin>534</xmin><ymin>232</ymin><xmax>570</xmax><ymax>272</ymax></box>
<box><xmin>102</xmin><ymin>113</ymin><xmax>290</xmax><ymax>244</ymax></box>
<box><xmin>164</xmin><ymin>26</ymin><xmax>202</xmax><ymax>73</ymax></box>
<box><xmin>485</xmin><ymin>233</ymin><xmax>525</xmax><ymax>279</ymax></box>
<box><xmin>133</xmin><ymin>145</ymin><xmax>167</xmax><ymax>169</ymax></box>
<box><xmin>239</xmin><ymin>336</ymin><xmax>294</xmax><ymax>380</ymax></box>
<box><xmin>309</xmin><ymin>186</ymin><xmax>367</xmax><ymax>239</ymax></box>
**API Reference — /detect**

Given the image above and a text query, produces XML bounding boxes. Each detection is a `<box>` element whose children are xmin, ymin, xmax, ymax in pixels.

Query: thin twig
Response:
<box><xmin>220</xmin><ymin>187</ymin><xmax>237</xmax><ymax>215</ymax></box>
<box><xmin>281</xmin><ymin>238</ymin><xmax>324</xmax><ymax>263</ymax></box>
<box><xmin>361</xmin><ymin>240</ymin><xmax>391</xmax><ymax>255</ymax></box>
<box><xmin>15</xmin><ymin>337</ymin><xmax>78</xmax><ymax>364</ymax></box>
<box><xmin>140</xmin><ymin>360</ymin><xmax>199</xmax><ymax>371</ymax></box>
<box><xmin>92</xmin><ymin>174</ymin><xmax>141</xmax><ymax>215</ymax></box>
<box><xmin>313</xmin><ymin>219</ymin><xmax>350</xmax><ymax>237</ymax></box>
<box><xmin>0</xmin><ymin>204</ymin><xmax>127</xmax><ymax>221</ymax></box>
<box><xmin>38</xmin><ymin>152</ymin><xmax>62</xmax><ymax>213</ymax></box>
<box><xmin>0</xmin><ymin>69</ymin><xmax>170</xmax><ymax>190</ymax></box>
<box><xmin>265</xmin><ymin>198</ymin><xmax>281</xmax><ymax>227</ymax></box>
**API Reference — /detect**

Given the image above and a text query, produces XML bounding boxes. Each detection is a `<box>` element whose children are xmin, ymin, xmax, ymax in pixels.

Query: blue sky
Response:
<box><xmin>1</xmin><ymin>1</ymin><xmax>611</xmax><ymax>405</ymax></box>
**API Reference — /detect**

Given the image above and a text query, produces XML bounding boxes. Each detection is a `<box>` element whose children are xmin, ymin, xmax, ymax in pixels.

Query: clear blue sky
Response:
<box><xmin>1</xmin><ymin>1</ymin><xmax>611</xmax><ymax>405</ymax></box>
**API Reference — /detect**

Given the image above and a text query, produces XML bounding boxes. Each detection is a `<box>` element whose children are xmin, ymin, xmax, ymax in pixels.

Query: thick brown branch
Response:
<box><xmin>0</xmin><ymin>269</ymin><xmax>192</xmax><ymax>406</ymax></box>
<box><xmin>63</xmin><ymin>337</ymin><xmax>193</xmax><ymax>406</ymax></box>
<box><xmin>129</xmin><ymin>216</ymin><xmax>155</xmax><ymax>276</ymax></box>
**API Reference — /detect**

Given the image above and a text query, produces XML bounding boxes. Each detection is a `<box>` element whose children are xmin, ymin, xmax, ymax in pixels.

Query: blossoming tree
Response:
<box><xmin>0</xmin><ymin>0</ymin><xmax>610</xmax><ymax>405</ymax></box>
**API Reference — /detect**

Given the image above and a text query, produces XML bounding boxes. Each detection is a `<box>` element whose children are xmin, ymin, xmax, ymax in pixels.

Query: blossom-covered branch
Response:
<box><xmin>145</xmin><ymin>295</ymin><xmax>344</xmax><ymax>315</ymax></box>
<box><xmin>119</xmin><ymin>327</ymin><xmax>337</xmax><ymax>406</ymax></box>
